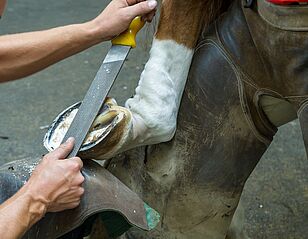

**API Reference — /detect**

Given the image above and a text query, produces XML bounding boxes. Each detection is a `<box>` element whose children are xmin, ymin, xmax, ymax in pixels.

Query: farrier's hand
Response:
<box><xmin>90</xmin><ymin>0</ymin><xmax>157</xmax><ymax>40</ymax></box>
<box><xmin>27</xmin><ymin>137</ymin><xmax>84</xmax><ymax>213</ymax></box>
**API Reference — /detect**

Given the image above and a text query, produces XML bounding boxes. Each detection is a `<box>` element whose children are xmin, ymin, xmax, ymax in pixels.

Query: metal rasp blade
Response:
<box><xmin>59</xmin><ymin>16</ymin><xmax>145</xmax><ymax>158</ymax></box>
<box><xmin>62</xmin><ymin>45</ymin><xmax>130</xmax><ymax>158</ymax></box>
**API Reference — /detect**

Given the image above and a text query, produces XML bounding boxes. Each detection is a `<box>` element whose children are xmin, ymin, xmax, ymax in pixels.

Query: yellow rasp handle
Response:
<box><xmin>111</xmin><ymin>16</ymin><xmax>145</xmax><ymax>48</ymax></box>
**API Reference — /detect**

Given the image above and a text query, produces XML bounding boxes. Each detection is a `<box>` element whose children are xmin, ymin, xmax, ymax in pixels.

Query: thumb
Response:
<box><xmin>50</xmin><ymin>137</ymin><xmax>75</xmax><ymax>160</ymax></box>
<box><xmin>126</xmin><ymin>0</ymin><xmax>157</xmax><ymax>19</ymax></box>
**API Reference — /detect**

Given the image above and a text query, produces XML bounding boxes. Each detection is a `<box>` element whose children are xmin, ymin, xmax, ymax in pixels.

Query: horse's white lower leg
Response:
<box><xmin>126</xmin><ymin>39</ymin><xmax>193</xmax><ymax>146</ymax></box>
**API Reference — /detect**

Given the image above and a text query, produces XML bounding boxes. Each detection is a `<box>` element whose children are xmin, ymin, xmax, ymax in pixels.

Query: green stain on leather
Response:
<box><xmin>96</xmin><ymin>204</ymin><xmax>159</xmax><ymax>238</ymax></box>
<box><xmin>144</xmin><ymin>203</ymin><xmax>160</xmax><ymax>230</ymax></box>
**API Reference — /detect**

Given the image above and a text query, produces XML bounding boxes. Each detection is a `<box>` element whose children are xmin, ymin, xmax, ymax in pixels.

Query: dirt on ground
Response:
<box><xmin>0</xmin><ymin>1</ymin><xmax>307</xmax><ymax>238</ymax></box>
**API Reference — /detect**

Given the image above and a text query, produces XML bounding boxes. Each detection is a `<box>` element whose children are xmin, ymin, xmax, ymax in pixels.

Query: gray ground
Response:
<box><xmin>0</xmin><ymin>1</ymin><xmax>307</xmax><ymax>238</ymax></box>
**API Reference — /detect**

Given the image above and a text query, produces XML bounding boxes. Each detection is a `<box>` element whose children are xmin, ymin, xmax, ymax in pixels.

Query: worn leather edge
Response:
<box><xmin>257</xmin><ymin>0</ymin><xmax>308</xmax><ymax>31</ymax></box>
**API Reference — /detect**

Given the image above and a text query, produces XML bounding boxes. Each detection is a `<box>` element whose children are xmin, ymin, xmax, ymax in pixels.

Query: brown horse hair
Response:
<box><xmin>155</xmin><ymin>0</ymin><xmax>233</xmax><ymax>48</ymax></box>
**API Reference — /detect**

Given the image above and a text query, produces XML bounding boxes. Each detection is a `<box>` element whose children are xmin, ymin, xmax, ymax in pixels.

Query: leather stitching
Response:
<box><xmin>195</xmin><ymin>40</ymin><xmax>271</xmax><ymax>145</ymax></box>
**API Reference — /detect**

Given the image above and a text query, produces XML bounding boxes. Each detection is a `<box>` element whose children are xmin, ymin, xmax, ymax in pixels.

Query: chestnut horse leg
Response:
<box><xmin>123</xmin><ymin>0</ymin><xmax>232</xmax><ymax>147</ymax></box>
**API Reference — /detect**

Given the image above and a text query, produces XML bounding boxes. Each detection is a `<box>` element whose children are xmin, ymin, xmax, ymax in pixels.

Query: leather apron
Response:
<box><xmin>0</xmin><ymin>156</ymin><xmax>159</xmax><ymax>238</ymax></box>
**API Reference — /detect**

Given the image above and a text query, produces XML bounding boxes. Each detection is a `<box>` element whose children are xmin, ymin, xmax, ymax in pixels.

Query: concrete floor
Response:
<box><xmin>0</xmin><ymin>1</ymin><xmax>307</xmax><ymax>238</ymax></box>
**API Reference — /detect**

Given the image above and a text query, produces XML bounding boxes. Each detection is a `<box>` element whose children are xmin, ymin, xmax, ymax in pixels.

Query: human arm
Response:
<box><xmin>0</xmin><ymin>0</ymin><xmax>157</xmax><ymax>82</ymax></box>
<box><xmin>0</xmin><ymin>138</ymin><xmax>84</xmax><ymax>239</ymax></box>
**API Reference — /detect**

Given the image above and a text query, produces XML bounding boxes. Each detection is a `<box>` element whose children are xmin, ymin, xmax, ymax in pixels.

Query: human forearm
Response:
<box><xmin>0</xmin><ymin>21</ymin><xmax>103</xmax><ymax>82</ymax></box>
<box><xmin>0</xmin><ymin>0</ymin><xmax>157</xmax><ymax>83</ymax></box>
<box><xmin>0</xmin><ymin>184</ymin><xmax>47</xmax><ymax>239</ymax></box>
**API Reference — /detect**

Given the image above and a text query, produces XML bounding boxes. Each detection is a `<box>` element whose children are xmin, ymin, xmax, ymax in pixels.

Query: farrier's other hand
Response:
<box><xmin>27</xmin><ymin>137</ymin><xmax>84</xmax><ymax>213</ymax></box>
<box><xmin>90</xmin><ymin>0</ymin><xmax>157</xmax><ymax>40</ymax></box>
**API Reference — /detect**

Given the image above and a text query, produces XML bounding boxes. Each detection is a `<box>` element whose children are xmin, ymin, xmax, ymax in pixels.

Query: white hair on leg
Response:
<box><xmin>126</xmin><ymin>39</ymin><xmax>194</xmax><ymax>145</ymax></box>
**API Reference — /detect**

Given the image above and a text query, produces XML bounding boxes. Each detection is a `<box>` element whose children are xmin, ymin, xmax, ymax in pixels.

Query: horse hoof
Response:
<box><xmin>43</xmin><ymin>97</ymin><xmax>132</xmax><ymax>160</ymax></box>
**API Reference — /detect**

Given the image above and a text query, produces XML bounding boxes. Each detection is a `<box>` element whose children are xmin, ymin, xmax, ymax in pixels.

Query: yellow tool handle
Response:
<box><xmin>111</xmin><ymin>16</ymin><xmax>145</xmax><ymax>48</ymax></box>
